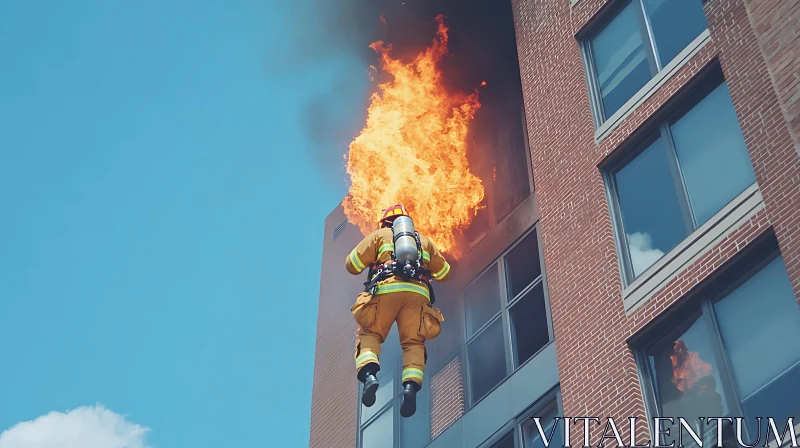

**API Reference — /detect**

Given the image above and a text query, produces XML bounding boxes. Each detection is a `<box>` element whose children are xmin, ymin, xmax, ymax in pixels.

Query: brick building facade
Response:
<box><xmin>309</xmin><ymin>0</ymin><xmax>800</xmax><ymax>446</ymax></box>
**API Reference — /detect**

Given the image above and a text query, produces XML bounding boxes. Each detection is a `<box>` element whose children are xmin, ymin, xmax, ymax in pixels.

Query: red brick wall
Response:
<box><xmin>511</xmin><ymin>0</ymin><xmax>800</xmax><ymax>447</ymax></box>
<box><xmin>702</xmin><ymin>0</ymin><xmax>800</xmax><ymax>305</ymax></box>
<box><xmin>744</xmin><ymin>0</ymin><xmax>800</xmax><ymax>154</ymax></box>
<box><xmin>309</xmin><ymin>211</ymin><xmax>365</xmax><ymax>448</ymax></box>
<box><xmin>430</xmin><ymin>356</ymin><xmax>465</xmax><ymax>439</ymax></box>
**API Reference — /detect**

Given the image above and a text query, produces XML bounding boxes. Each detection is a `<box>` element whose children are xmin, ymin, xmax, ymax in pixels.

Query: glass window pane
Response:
<box><xmin>426</xmin><ymin>293</ymin><xmax>462</xmax><ymax>368</ymax></box>
<box><xmin>670</xmin><ymin>82</ymin><xmax>756</xmax><ymax>226</ymax></box>
<box><xmin>505</xmin><ymin>230</ymin><xmax>542</xmax><ymax>299</ymax></box>
<box><xmin>490</xmin><ymin>431</ymin><xmax>515</xmax><ymax>448</ymax></box>
<box><xmin>615</xmin><ymin>136</ymin><xmax>690</xmax><ymax>278</ymax></box>
<box><xmin>361</xmin><ymin>375</ymin><xmax>395</xmax><ymax>424</ymax></box>
<box><xmin>646</xmin><ymin>311</ymin><xmax>733</xmax><ymax>446</ymax></box>
<box><xmin>401</xmin><ymin>382</ymin><xmax>430</xmax><ymax>448</ymax></box>
<box><xmin>464</xmin><ymin>267</ymin><xmax>502</xmax><ymax>337</ymax></box>
<box><xmin>714</xmin><ymin>256</ymin><xmax>800</xmax><ymax>433</ymax></box>
<box><xmin>591</xmin><ymin>1</ymin><xmax>653</xmax><ymax>118</ymax></box>
<box><xmin>468</xmin><ymin>318</ymin><xmax>507</xmax><ymax>404</ymax></box>
<box><xmin>491</xmin><ymin>102</ymin><xmax>533</xmax><ymax>225</ymax></box>
<box><xmin>362</xmin><ymin>407</ymin><xmax>394</xmax><ymax>448</ymax></box>
<box><xmin>643</xmin><ymin>0</ymin><xmax>708</xmax><ymax>66</ymax></box>
<box><xmin>522</xmin><ymin>402</ymin><xmax>563</xmax><ymax>448</ymax></box>
<box><xmin>510</xmin><ymin>283</ymin><xmax>550</xmax><ymax>367</ymax></box>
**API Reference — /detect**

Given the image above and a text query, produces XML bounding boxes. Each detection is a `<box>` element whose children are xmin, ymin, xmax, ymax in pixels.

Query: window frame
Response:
<box><xmin>579</xmin><ymin>0</ymin><xmax>709</xmax><ymax>128</ymax></box>
<box><xmin>631</xmin><ymin>237</ymin><xmax>800</xmax><ymax>445</ymax></box>
<box><xmin>517</xmin><ymin>387</ymin><xmax>565</xmax><ymax>448</ymax></box>
<box><xmin>462</xmin><ymin>226</ymin><xmax>555</xmax><ymax>409</ymax></box>
<box><xmin>602</xmin><ymin>65</ymin><xmax>755</xmax><ymax>287</ymax></box>
<box><xmin>477</xmin><ymin>386</ymin><xmax>564</xmax><ymax>448</ymax></box>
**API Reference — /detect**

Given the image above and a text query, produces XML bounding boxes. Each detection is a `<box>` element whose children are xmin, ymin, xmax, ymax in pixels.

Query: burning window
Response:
<box><xmin>341</xmin><ymin>2</ymin><xmax>533</xmax><ymax>261</ymax></box>
<box><xmin>638</xmin><ymin>250</ymin><xmax>800</xmax><ymax>446</ymax></box>
<box><xmin>645</xmin><ymin>311</ymin><xmax>732</xmax><ymax>447</ymax></box>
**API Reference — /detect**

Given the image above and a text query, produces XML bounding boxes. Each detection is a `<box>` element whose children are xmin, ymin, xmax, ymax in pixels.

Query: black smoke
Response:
<box><xmin>272</xmin><ymin>0</ymin><xmax>524</xmax><ymax>187</ymax></box>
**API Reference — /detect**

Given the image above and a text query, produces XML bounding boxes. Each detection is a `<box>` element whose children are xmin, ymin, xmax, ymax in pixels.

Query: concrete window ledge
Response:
<box><xmin>595</xmin><ymin>29</ymin><xmax>712</xmax><ymax>144</ymax></box>
<box><xmin>623</xmin><ymin>183</ymin><xmax>764</xmax><ymax>315</ymax></box>
<box><xmin>426</xmin><ymin>342</ymin><xmax>559</xmax><ymax>448</ymax></box>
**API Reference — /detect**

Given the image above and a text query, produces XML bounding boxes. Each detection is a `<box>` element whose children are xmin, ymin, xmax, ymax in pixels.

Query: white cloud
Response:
<box><xmin>0</xmin><ymin>404</ymin><xmax>151</xmax><ymax>448</ymax></box>
<box><xmin>627</xmin><ymin>231</ymin><xmax>665</xmax><ymax>276</ymax></box>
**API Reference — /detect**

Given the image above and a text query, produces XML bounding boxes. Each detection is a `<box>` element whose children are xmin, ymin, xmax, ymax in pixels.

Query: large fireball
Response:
<box><xmin>342</xmin><ymin>14</ymin><xmax>485</xmax><ymax>260</ymax></box>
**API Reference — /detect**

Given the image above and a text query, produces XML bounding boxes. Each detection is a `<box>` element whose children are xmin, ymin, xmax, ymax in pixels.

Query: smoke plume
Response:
<box><xmin>271</xmin><ymin>0</ymin><xmax>524</xmax><ymax>187</ymax></box>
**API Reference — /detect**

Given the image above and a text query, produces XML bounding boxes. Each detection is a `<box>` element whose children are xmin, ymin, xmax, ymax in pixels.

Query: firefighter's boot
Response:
<box><xmin>360</xmin><ymin>365</ymin><xmax>380</xmax><ymax>407</ymax></box>
<box><xmin>400</xmin><ymin>381</ymin><xmax>419</xmax><ymax>418</ymax></box>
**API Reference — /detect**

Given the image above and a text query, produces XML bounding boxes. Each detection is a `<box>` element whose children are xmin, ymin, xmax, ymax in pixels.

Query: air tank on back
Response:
<box><xmin>392</xmin><ymin>215</ymin><xmax>419</xmax><ymax>265</ymax></box>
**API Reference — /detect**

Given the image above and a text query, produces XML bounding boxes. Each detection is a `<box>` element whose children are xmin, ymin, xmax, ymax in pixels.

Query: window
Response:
<box><xmin>362</xmin><ymin>409</ymin><xmax>394</xmax><ymax>448</ymax></box>
<box><xmin>468</xmin><ymin>318</ymin><xmax>508</xmax><ymax>401</ymax></box>
<box><xmin>521</xmin><ymin>400</ymin><xmax>563</xmax><ymax>448</ymax></box>
<box><xmin>332</xmin><ymin>219</ymin><xmax>347</xmax><ymax>241</ymax></box>
<box><xmin>465</xmin><ymin>268</ymin><xmax>503</xmax><ymax>338</ymax></box>
<box><xmin>510</xmin><ymin>284</ymin><xmax>551</xmax><ymax>369</ymax></box>
<box><xmin>637</xmin><ymin>250</ymin><xmax>800</xmax><ymax>446</ymax></box>
<box><xmin>581</xmin><ymin>0</ymin><xmax>709</xmax><ymax>125</ymax></box>
<box><xmin>357</xmin><ymin>356</ymin><xmax>432</xmax><ymax>448</ymax></box>
<box><xmin>464</xmin><ymin>229</ymin><xmax>553</xmax><ymax>406</ymax></box>
<box><xmin>606</xmin><ymin>74</ymin><xmax>757</xmax><ymax>285</ymax></box>
<box><xmin>400</xmin><ymin>381</ymin><xmax>431</xmax><ymax>448</ymax></box>
<box><xmin>480</xmin><ymin>389</ymin><xmax>563</xmax><ymax>448</ymax></box>
<box><xmin>490</xmin><ymin>431</ymin><xmax>516</xmax><ymax>448</ymax></box>
<box><xmin>462</xmin><ymin>102</ymin><xmax>534</xmax><ymax>246</ymax></box>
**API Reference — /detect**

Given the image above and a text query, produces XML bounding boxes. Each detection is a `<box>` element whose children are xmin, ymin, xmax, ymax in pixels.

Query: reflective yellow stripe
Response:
<box><xmin>356</xmin><ymin>351</ymin><xmax>379</xmax><ymax>366</ymax></box>
<box><xmin>374</xmin><ymin>282</ymin><xmax>430</xmax><ymax>301</ymax></box>
<box><xmin>402</xmin><ymin>368</ymin><xmax>424</xmax><ymax>383</ymax></box>
<box><xmin>433</xmin><ymin>262</ymin><xmax>450</xmax><ymax>280</ymax></box>
<box><xmin>378</xmin><ymin>243</ymin><xmax>430</xmax><ymax>263</ymax></box>
<box><xmin>349</xmin><ymin>249</ymin><xmax>366</xmax><ymax>273</ymax></box>
<box><xmin>378</xmin><ymin>243</ymin><xmax>393</xmax><ymax>259</ymax></box>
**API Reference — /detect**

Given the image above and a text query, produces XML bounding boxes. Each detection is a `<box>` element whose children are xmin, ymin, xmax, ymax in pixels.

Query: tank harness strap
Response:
<box><xmin>363</xmin><ymin>261</ymin><xmax>436</xmax><ymax>305</ymax></box>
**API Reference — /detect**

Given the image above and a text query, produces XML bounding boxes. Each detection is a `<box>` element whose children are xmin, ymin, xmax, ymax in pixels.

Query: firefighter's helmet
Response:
<box><xmin>379</xmin><ymin>204</ymin><xmax>410</xmax><ymax>227</ymax></box>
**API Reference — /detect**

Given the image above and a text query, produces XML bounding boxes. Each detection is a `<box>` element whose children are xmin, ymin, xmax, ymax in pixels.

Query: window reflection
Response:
<box><xmin>714</xmin><ymin>257</ymin><xmax>800</xmax><ymax>435</ymax></box>
<box><xmin>646</xmin><ymin>311</ymin><xmax>733</xmax><ymax>447</ymax></box>
<box><xmin>505</xmin><ymin>230</ymin><xmax>542</xmax><ymax>299</ymax></box>
<box><xmin>361</xmin><ymin>407</ymin><xmax>393</xmax><ymax>448</ymax></box>
<box><xmin>615</xmin><ymin>136</ymin><xmax>689</xmax><ymax>277</ymax></box>
<box><xmin>464</xmin><ymin>267</ymin><xmax>502</xmax><ymax>338</ymax></box>
<box><xmin>490</xmin><ymin>431</ymin><xmax>516</xmax><ymax>448</ymax></box>
<box><xmin>642</xmin><ymin>0</ymin><xmax>708</xmax><ymax>65</ymax></box>
<box><xmin>522</xmin><ymin>402</ymin><xmax>563</xmax><ymax>448</ymax></box>
<box><xmin>670</xmin><ymin>82</ymin><xmax>756</xmax><ymax>227</ymax></box>
<box><xmin>361</xmin><ymin>375</ymin><xmax>394</xmax><ymax>424</ymax></box>
<box><xmin>401</xmin><ymin>382</ymin><xmax>430</xmax><ymax>448</ymax></box>
<box><xmin>612</xmin><ymin>80</ymin><xmax>756</xmax><ymax>283</ymax></box>
<box><xmin>468</xmin><ymin>318</ymin><xmax>507</xmax><ymax>403</ymax></box>
<box><xmin>510</xmin><ymin>283</ymin><xmax>550</xmax><ymax>367</ymax></box>
<box><xmin>590</xmin><ymin>0</ymin><xmax>652</xmax><ymax>118</ymax></box>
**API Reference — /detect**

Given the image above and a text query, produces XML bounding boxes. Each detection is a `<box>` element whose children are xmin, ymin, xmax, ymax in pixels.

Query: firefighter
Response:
<box><xmin>346</xmin><ymin>204</ymin><xmax>450</xmax><ymax>418</ymax></box>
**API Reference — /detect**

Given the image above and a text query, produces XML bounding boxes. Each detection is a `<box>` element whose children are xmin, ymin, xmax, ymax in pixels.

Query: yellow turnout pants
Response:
<box><xmin>351</xmin><ymin>285</ymin><xmax>444</xmax><ymax>387</ymax></box>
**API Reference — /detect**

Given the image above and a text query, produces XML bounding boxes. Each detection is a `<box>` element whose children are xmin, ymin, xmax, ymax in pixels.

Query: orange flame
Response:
<box><xmin>670</xmin><ymin>341</ymin><xmax>713</xmax><ymax>393</ymax></box>
<box><xmin>342</xmin><ymin>15</ymin><xmax>485</xmax><ymax>259</ymax></box>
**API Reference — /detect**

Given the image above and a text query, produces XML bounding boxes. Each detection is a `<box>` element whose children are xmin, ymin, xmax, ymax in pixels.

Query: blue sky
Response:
<box><xmin>0</xmin><ymin>1</ymin><xmax>368</xmax><ymax>446</ymax></box>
